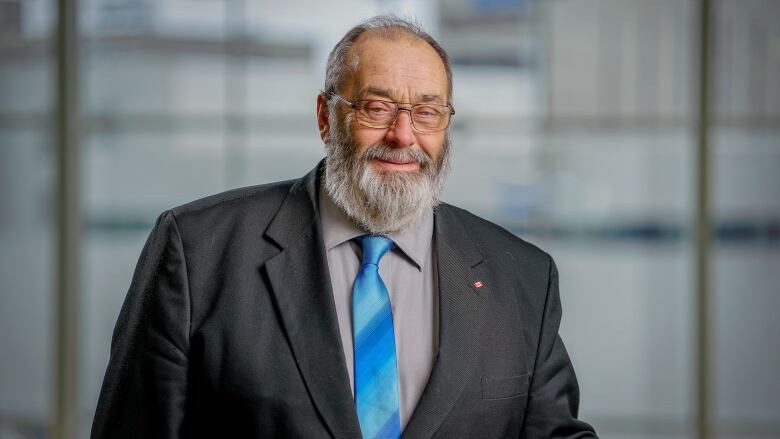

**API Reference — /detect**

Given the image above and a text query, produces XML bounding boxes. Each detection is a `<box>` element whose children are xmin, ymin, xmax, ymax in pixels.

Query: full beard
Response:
<box><xmin>323</xmin><ymin>112</ymin><xmax>451</xmax><ymax>234</ymax></box>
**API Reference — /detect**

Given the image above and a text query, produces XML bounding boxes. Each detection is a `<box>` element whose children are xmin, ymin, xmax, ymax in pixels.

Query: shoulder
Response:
<box><xmin>172</xmin><ymin>179</ymin><xmax>296</xmax><ymax>217</ymax></box>
<box><xmin>161</xmin><ymin>179</ymin><xmax>298</xmax><ymax>240</ymax></box>
<box><xmin>436</xmin><ymin>202</ymin><xmax>552</xmax><ymax>268</ymax></box>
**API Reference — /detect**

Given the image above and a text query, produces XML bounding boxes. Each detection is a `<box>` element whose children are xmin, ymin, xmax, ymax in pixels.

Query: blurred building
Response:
<box><xmin>0</xmin><ymin>0</ymin><xmax>778</xmax><ymax>438</ymax></box>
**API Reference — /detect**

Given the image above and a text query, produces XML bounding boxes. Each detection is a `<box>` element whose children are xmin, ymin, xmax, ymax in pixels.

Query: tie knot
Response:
<box><xmin>360</xmin><ymin>235</ymin><xmax>394</xmax><ymax>266</ymax></box>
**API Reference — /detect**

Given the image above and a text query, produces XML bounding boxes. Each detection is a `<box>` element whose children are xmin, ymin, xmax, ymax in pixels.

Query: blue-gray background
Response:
<box><xmin>1</xmin><ymin>0</ymin><xmax>778</xmax><ymax>438</ymax></box>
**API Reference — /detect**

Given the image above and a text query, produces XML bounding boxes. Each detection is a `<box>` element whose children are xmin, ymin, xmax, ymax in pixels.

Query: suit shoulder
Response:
<box><xmin>438</xmin><ymin>203</ymin><xmax>551</xmax><ymax>264</ymax></box>
<box><xmin>165</xmin><ymin>179</ymin><xmax>297</xmax><ymax>231</ymax></box>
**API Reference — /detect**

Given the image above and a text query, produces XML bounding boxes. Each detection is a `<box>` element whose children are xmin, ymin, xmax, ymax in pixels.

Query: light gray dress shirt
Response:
<box><xmin>318</xmin><ymin>186</ymin><xmax>438</xmax><ymax>430</ymax></box>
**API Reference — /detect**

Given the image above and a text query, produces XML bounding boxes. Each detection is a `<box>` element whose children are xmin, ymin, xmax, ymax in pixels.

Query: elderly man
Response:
<box><xmin>92</xmin><ymin>15</ymin><xmax>597</xmax><ymax>439</ymax></box>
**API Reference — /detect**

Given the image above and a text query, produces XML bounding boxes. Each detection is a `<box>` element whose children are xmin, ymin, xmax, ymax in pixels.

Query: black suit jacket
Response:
<box><xmin>91</xmin><ymin>162</ymin><xmax>597</xmax><ymax>438</ymax></box>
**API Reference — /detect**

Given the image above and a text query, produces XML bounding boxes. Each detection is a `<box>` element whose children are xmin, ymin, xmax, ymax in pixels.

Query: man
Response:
<box><xmin>92</xmin><ymin>15</ymin><xmax>597</xmax><ymax>439</ymax></box>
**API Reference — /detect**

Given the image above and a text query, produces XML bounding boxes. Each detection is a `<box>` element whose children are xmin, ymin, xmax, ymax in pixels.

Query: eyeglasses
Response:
<box><xmin>325</xmin><ymin>91</ymin><xmax>455</xmax><ymax>133</ymax></box>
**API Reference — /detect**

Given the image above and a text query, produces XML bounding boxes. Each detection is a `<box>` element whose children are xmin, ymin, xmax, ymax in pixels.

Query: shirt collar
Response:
<box><xmin>319</xmin><ymin>184</ymin><xmax>433</xmax><ymax>271</ymax></box>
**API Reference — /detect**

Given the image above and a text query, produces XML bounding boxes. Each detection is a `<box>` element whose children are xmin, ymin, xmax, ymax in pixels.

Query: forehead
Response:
<box><xmin>346</xmin><ymin>34</ymin><xmax>448</xmax><ymax>102</ymax></box>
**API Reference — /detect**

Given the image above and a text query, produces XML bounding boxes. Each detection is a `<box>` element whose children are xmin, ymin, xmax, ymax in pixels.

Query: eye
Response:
<box><xmin>414</xmin><ymin>106</ymin><xmax>441</xmax><ymax>118</ymax></box>
<box><xmin>363</xmin><ymin>101</ymin><xmax>393</xmax><ymax>115</ymax></box>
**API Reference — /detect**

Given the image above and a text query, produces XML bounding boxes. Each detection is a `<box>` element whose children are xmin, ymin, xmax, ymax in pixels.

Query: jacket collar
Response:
<box><xmin>264</xmin><ymin>162</ymin><xmax>321</xmax><ymax>250</ymax></box>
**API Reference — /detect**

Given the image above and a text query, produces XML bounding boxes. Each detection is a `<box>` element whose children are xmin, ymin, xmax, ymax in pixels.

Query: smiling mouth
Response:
<box><xmin>378</xmin><ymin>157</ymin><xmax>415</xmax><ymax>165</ymax></box>
<box><xmin>371</xmin><ymin>157</ymin><xmax>420</xmax><ymax>171</ymax></box>
<box><xmin>362</xmin><ymin>143</ymin><xmax>427</xmax><ymax>171</ymax></box>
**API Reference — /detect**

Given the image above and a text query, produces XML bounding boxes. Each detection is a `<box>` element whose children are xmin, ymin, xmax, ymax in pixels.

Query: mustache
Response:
<box><xmin>361</xmin><ymin>143</ymin><xmax>432</xmax><ymax>167</ymax></box>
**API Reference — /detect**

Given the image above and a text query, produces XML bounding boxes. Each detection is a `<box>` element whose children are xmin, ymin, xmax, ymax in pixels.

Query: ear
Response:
<box><xmin>316</xmin><ymin>94</ymin><xmax>330</xmax><ymax>143</ymax></box>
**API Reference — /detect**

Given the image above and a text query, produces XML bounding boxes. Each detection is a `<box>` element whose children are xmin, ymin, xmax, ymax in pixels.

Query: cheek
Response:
<box><xmin>352</xmin><ymin>128</ymin><xmax>384</xmax><ymax>152</ymax></box>
<box><xmin>417</xmin><ymin>134</ymin><xmax>445</xmax><ymax>159</ymax></box>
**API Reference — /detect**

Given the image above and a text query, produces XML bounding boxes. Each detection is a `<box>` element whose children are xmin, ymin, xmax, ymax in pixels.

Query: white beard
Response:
<box><xmin>323</xmin><ymin>112</ymin><xmax>451</xmax><ymax>234</ymax></box>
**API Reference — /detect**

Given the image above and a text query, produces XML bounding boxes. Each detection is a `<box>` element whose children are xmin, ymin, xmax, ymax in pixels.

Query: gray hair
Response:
<box><xmin>323</xmin><ymin>15</ymin><xmax>453</xmax><ymax>103</ymax></box>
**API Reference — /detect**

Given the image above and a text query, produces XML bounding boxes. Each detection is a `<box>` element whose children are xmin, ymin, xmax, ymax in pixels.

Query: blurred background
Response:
<box><xmin>1</xmin><ymin>0</ymin><xmax>778</xmax><ymax>438</ymax></box>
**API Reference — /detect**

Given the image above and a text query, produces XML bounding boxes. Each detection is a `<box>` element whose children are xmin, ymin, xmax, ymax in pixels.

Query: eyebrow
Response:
<box><xmin>362</xmin><ymin>86</ymin><xmax>445</xmax><ymax>104</ymax></box>
<box><xmin>418</xmin><ymin>94</ymin><xmax>443</xmax><ymax>103</ymax></box>
<box><xmin>363</xmin><ymin>86</ymin><xmax>393</xmax><ymax>99</ymax></box>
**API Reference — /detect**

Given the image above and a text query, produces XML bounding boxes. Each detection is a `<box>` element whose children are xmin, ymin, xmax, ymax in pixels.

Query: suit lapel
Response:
<box><xmin>402</xmin><ymin>205</ymin><xmax>490</xmax><ymax>439</ymax></box>
<box><xmin>263</xmin><ymin>164</ymin><xmax>362</xmax><ymax>439</ymax></box>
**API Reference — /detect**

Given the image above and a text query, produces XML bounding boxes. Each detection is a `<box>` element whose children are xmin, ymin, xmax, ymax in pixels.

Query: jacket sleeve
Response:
<box><xmin>521</xmin><ymin>255</ymin><xmax>598</xmax><ymax>438</ymax></box>
<box><xmin>91</xmin><ymin>210</ymin><xmax>191</xmax><ymax>438</ymax></box>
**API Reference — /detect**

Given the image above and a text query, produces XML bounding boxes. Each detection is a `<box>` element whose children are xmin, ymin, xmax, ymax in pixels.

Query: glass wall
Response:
<box><xmin>711</xmin><ymin>1</ymin><xmax>780</xmax><ymax>438</ymax></box>
<box><xmin>0</xmin><ymin>0</ymin><xmax>778</xmax><ymax>437</ymax></box>
<box><xmin>0</xmin><ymin>0</ymin><xmax>56</xmax><ymax>437</ymax></box>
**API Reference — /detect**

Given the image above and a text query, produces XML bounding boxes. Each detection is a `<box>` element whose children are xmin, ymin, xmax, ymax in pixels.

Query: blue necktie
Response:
<box><xmin>353</xmin><ymin>235</ymin><xmax>401</xmax><ymax>439</ymax></box>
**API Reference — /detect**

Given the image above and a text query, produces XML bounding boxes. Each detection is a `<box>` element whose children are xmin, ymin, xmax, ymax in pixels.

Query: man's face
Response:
<box><xmin>342</xmin><ymin>35</ymin><xmax>449</xmax><ymax>173</ymax></box>
<box><xmin>319</xmin><ymin>34</ymin><xmax>452</xmax><ymax>233</ymax></box>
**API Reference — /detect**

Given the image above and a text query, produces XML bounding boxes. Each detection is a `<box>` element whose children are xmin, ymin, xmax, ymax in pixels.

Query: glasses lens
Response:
<box><xmin>355</xmin><ymin>100</ymin><xmax>451</xmax><ymax>132</ymax></box>
<box><xmin>357</xmin><ymin>100</ymin><xmax>396</xmax><ymax>127</ymax></box>
<box><xmin>412</xmin><ymin>105</ymin><xmax>449</xmax><ymax>132</ymax></box>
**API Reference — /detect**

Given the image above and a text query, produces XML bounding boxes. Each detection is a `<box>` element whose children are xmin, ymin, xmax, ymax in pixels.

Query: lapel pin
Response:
<box><xmin>472</xmin><ymin>280</ymin><xmax>484</xmax><ymax>289</ymax></box>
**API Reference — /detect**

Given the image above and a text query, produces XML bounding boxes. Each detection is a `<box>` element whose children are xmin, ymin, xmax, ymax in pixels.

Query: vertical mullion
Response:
<box><xmin>225</xmin><ymin>0</ymin><xmax>248</xmax><ymax>189</ymax></box>
<box><xmin>695</xmin><ymin>0</ymin><xmax>713</xmax><ymax>438</ymax></box>
<box><xmin>54</xmin><ymin>0</ymin><xmax>80</xmax><ymax>437</ymax></box>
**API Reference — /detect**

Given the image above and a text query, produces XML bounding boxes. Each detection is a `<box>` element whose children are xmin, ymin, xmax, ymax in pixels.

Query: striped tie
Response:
<box><xmin>353</xmin><ymin>235</ymin><xmax>401</xmax><ymax>439</ymax></box>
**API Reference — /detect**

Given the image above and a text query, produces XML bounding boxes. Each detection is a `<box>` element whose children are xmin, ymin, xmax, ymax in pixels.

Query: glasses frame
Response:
<box><xmin>324</xmin><ymin>91</ymin><xmax>455</xmax><ymax>133</ymax></box>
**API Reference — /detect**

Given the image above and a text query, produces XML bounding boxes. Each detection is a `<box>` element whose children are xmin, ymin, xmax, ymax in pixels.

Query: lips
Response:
<box><xmin>362</xmin><ymin>143</ymin><xmax>429</xmax><ymax>169</ymax></box>
<box><xmin>378</xmin><ymin>157</ymin><xmax>415</xmax><ymax>165</ymax></box>
<box><xmin>370</xmin><ymin>157</ymin><xmax>421</xmax><ymax>172</ymax></box>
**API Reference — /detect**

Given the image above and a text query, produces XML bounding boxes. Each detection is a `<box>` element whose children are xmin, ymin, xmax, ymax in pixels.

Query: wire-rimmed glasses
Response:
<box><xmin>325</xmin><ymin>91</ymin><xmax>455</xmax><ymax>133</ymax></box>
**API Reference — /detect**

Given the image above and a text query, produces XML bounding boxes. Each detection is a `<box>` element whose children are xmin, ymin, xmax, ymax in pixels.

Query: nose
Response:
<box><xmin>384</xmin><ymin>109</ymin><xmax>416</xmax><ymax>148</ymax></box>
